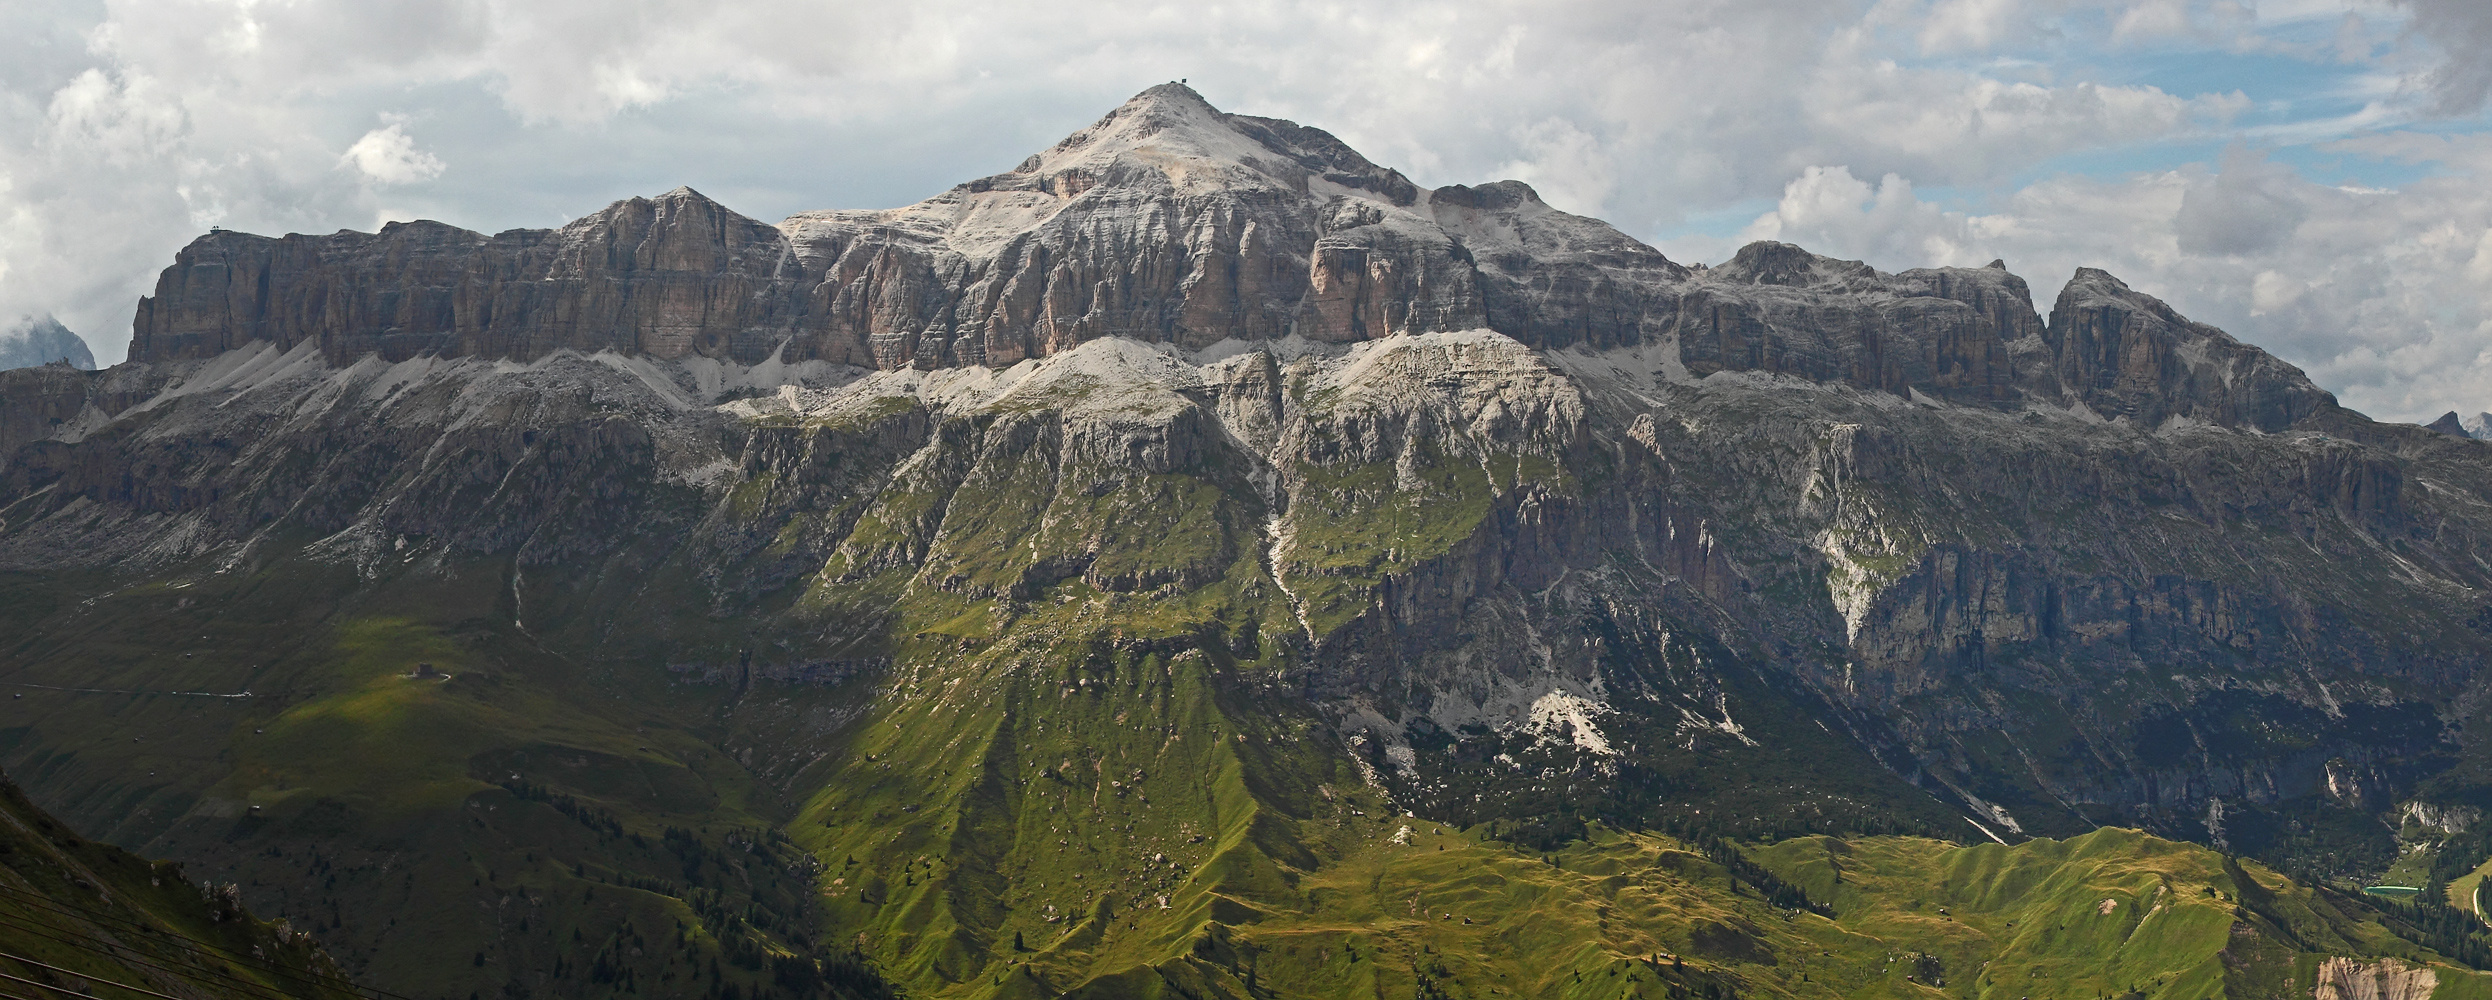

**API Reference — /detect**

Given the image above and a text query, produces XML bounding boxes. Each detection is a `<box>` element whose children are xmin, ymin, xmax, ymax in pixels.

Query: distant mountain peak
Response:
<box><xmin>0</xmin><ymin>314</ymin><xmax>95</xmax><ymax>372</ymax></box>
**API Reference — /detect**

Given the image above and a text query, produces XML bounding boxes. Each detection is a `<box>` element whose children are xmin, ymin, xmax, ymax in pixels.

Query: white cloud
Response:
<box><xmin>47</xmin><ymin>68</ymin><xmax>185</xmax><ymax>165</ymax></box>
<box><xmin>1740</xmin><ymin>165</ymin><xmax>2005</xmax><ymax>268</ymax></box>
<box><xmin>342</xmin><ymin>124</ymin><xmax>445</xmax><ymax>185</ymax></box>
<box><xmin>2109</xmin><ymin>0</ymin><xmax>2256</xmax><ymax>43</ymax></box>
<box><xmin>1799</xmin><ymin>56</ymin><xmax>2245</xmax><ymax>186</ymax></box>
<box><xmin>1495</xmin><ymin>118</ymin><xmax>1617</xmax><ymax>217</ymax></box>
<box><xmin>2250</xmin><ymin>268</ymin><xmax>2304</xmax><ymax>314</ymax></box>
<box><xmin>1912</xmin><ymin>0</ymin><xmax>2027</xmax><ymax>53</ymax></box>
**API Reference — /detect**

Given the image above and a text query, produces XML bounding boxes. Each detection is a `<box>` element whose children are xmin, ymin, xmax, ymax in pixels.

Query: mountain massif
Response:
<box><xmin>6</xmin><ymin>83</ymin><xmax>2492</xmax><ymax>998</ymax></box>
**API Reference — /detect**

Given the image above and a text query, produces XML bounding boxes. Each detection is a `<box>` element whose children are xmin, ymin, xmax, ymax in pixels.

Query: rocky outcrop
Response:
<box><xmin>0</xmin><ymin>364</ymin><xmax>107</xmax><ymax>461</ymax></box>
<box><xmin>2042</xmin><ymin>269</ymin><xmax>2333</xmax><ymax>430</ymax></box>
<box><xmin>34</xmin><ymin>94</ymin><xmax>2163</xmax><ymax>420</ymax></box>
<box><xmin>0</xmin><ymin>359</ymin><xmax>177</xmax><ymax>468</ymax></box>
<box><xmin>2314</xmin><ymin>957</ymin><xmax>2436</xmax><ymax>1000</ymax></box>
<box><xmin>121</xmin><ymin>86</ymin><xmax>2344</xmax><ymax>444</ymax></box>
<box><xmin>1668</xmin><ymin>242</ymin><xmax>2039</xmax><ymax>406</ymax></box>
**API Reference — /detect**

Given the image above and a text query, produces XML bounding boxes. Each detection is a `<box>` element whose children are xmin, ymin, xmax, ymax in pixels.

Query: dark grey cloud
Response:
<box><xmin>2395</xmin><ymin>0</ymin><xmax>2492</xmax><ymax>113</ymax></box>
<box><xmin>2174</xmin><ymin>146</ymin><xmax>2308</xmax><ymax>256</ymax></box>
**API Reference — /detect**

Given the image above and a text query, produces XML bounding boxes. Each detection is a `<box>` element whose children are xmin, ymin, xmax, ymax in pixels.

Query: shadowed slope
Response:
<box><xmin>0</xmin><ymin>770</ymin><xmax>359</xmax><ymax>1000</ymax></box>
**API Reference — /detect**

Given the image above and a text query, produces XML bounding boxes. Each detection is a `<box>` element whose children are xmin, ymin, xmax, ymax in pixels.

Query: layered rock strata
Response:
<box><xmin>124</xmin><ymin>85</ymin><xmax>2324</xmax><ymax>436</ymax></box>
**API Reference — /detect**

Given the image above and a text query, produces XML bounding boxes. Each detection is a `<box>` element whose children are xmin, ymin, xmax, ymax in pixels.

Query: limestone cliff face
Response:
<box><xmin>131</xmin><ymin>85</ymin><xmax>1561</xmax><ymax>368</ymax></box>
<box><xmin>128</xmin><ymin>193</ymin><xmax>797</xmax><ymax>364</ymax></box>
<box><xmin>121</xmin><ymin>83</ymin><xmax>2337</xmax><ymax>440</ymax></box>
<box><xmin>1669</xmin><ymin>243</ymin><xmax>2041</xmax><ymax>406</ymax></box>
<box><xmin>2043</xmin><ymin>268</ymin><xmax>2332</xmax><ymax>431</ymax></box>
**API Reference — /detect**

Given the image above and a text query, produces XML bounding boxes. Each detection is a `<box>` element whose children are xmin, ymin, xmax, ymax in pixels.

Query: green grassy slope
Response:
<box><xmin>0</xmin><ymin>560</ymin><xmax>897</xmax><ymax>1000</ymax></box>
<box><xmin>0</xmin><ymin>769</ymin><xmax>359</xmax><ymax>1000</ymax></box>
<box><xmin>1753</xmin><ymin>829</ymin><xmax>2465</xmax><ymax>1000</ymax></box>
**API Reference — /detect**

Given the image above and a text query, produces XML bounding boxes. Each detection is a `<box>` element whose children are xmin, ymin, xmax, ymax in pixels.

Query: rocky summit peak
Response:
<box><xmin>0</xmin><ymin>314</ymin><xmax>94</xmax><ymax>372</ymax></box>
<box><xmin>1017</xmin><ymin>83</ymin><xmax>1258</xmax><ymax>177</ymax></box>
<box><xmin>1113</xmin><ymin>80</ymin><xmax>1220</xmax><ymax>122</ymax></box>
<box><xmin>997</xmin><ymin>82</ymin><xmax>1415</xmax><ymax>203</ymax></box>
<box><xmin>1712</xmin><ymin>240</ymin><xmax>1878</xmax><ymax>288</ymax></box>
<box><xmin>592</xmin><ymin>184</ymin><xmax>741</xmax><ymax>223</ymax></box>
<box><xmin>2046</xmin><ymin>262</ymin><xmax>2331</xmax><ymax>431</ymax></box>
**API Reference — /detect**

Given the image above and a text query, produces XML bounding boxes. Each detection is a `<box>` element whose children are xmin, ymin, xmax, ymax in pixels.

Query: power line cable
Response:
<box><xmin>0</xmin><ymin>883</ymin><xmax>391</xmax><ymax>1000</ymax></box>
<box><xmin>0</xmin><ymin>913</ymin><xmax>329</xmax><ymax>1000</ymax></box>
<box><xmin>0</xmin><ymin>878</ymin><xmax>387</xmax><ymax>994</ymax></box>
<box><xmin>0</xmin><ymin>952</ymin><xmax>210</xmax><ymax>1000</ymax></box>
<box><xmin>0</xmin><ymin>892</ymin><xmax>373</xmax><ymax>997</ymax></box>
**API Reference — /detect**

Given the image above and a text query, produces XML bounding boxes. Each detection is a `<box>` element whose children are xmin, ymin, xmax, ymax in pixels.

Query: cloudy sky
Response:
<box><xmin>3</xmin><ymin>0</ymin><xmax>2489</xmax><ymax>421</ymax></box>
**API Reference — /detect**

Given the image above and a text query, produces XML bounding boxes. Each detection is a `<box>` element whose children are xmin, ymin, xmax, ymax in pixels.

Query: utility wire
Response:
<box><xmin>0</xmin><ymin>953</ymin><xmax>206</xmax><ymax>1000</ymax></box>
<box><xmin>0</xmin><ymin>913</ymin><xmax>325</xmax><ymax>1000</ymax></box>
<box><xmin>0</xmin><ymin>883</ymin><xmax>392</xmax><ymax>1000</ymax></box>
<box><xmin>0</xmin><ymin>879</ymin><xmax>391</xmax><ymax>996</ymax></box>
<box><xmin>0</xmin><ymin>910</ymin><xmax>372</xmax><ymax>1000</ymax></box>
